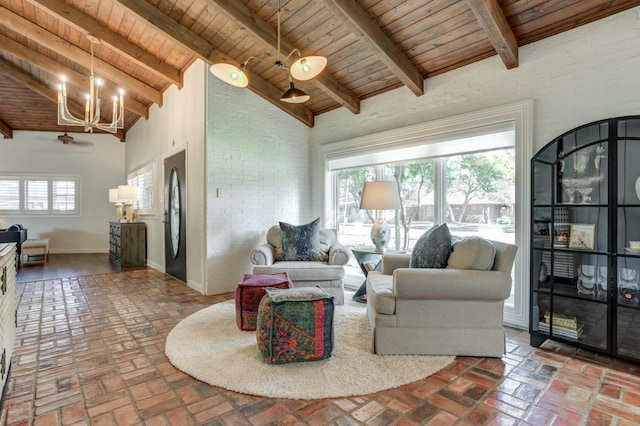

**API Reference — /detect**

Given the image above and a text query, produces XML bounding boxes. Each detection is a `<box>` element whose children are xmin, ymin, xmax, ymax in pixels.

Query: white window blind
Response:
<box><xmin>53</xmin><ymin>180</ymin><xmax>76</xmax><ymax>211</ymax></box>
<box><xmin>0</xmin><ymin>175</ymin><xmax>79</xmax><ymax>215</ymax></box>
<box><xmin>0</xmin><ymin>179</ymin><xmax>20</xmax><ymax>211</ymax></box>
<box><xmin>128</xmin><ymin>162</ymin><xmax>154</xmax><ymax>214</ymax></box>
<box><xmin>25</xmin><ymin>180</ymin><xmax>48</xmax><ymax>211</ymax></box>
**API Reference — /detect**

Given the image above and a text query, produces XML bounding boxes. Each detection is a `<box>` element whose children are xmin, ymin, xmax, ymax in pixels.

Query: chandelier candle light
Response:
<box><xmin>360</xmin><ymin>181</ymin><xmax>401</xmax><ymax>252</ymax></box>
<box><xmin>209</xmin><ymin>0</ymin><xmax>327</xmax><ymax>103</ymax></box>
<box><xmin>58</xmin><ymin>35</ymin><xmax>124</xmax><ymax>133</ymax></box>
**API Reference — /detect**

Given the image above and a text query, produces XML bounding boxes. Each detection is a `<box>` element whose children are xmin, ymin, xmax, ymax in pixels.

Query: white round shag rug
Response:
<box><xmin>165</xmin><ymin>300</ymin><xmax>454</xmax><ymax>400</ymax></box>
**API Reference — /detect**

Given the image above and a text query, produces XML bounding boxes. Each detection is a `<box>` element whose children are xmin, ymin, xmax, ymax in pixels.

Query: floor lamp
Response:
<box><xmin>359</xmin><ymin>181</ymin><xmax>401</xmax><ymax>252</ymax></box>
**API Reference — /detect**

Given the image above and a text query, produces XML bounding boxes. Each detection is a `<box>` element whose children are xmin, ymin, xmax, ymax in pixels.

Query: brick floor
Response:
<box><xmin>3</xmin><ymin>269</ymin><xmax>640</xmax><ymax>425</ymax></box>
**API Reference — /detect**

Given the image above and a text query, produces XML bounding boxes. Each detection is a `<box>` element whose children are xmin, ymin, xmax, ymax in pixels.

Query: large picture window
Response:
<box><xmin>334</xmin><ymin>146</ymin><xmax>515</xmax><ymax>271</ymax></box>
<box><xmin>0</xmin><ymin>175</ymin><xmax>79</xmax><ymax>215</ymax></box>
<box><xmin>322</xmin><ymin>101</ymin><xmax>533</xmax><ymax>328</ymax></box>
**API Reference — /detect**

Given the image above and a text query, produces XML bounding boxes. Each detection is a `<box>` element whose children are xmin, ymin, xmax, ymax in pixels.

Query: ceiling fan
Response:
<box><xmin>55</xmin><ymin>130</ymin><xmax>94</xmax><ymax>146</ymax></box>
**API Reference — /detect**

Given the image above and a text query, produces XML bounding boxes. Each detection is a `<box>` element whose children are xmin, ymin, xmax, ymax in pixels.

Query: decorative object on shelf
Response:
<box><xmin>596</xmin><ymin>266</ymin><xmax>608</xmax><ymax>296</ymax></box>
<box><xmin>618</xmin><ymin>268</ymin><xmax>639</xmax><ymax>300</ymax></box>
<box><xmin>359</xmin><ymin>181</ymin><xmax>401</xmax><ymax>252</ymax></box>
<box><xmin>559</xmin><ymin>145</ymin><xmax>606</xmax><ymax>203</ymax></box>
<box><xmin>577</xmin><ymin>264</ymin><xmax>598</xmax><ymax>295</ymax></box>
<box><xmin>635</xmin><ymin>176</ymin><xmax>640</xmax><ymax>200</ymax></box>
<box><xmin>550</xmin><ymin>223</ymin><xmax>570</xmax><ymax>247</ymax></box>
<box><xmin>576</xmin><ymin>264</ymin><xmax>607</xmax><ymax>296</ymax></box>
<box><xmin>117</xmin><ymin>185</ymin><xmax>139</xmax><ymax>223</ymax></box>
<box><xmin>568</xmin><ymin>223</ymin><xmax>595</xmax><ymax>250</ymax></box>
<box><xmin>108</xmin><ymin>188</ymin><xmax>123</xmax><ymax>220</ymax></box>
<box><xmin>629</xmin><ymin>241</ymin><xmax>640</xmax><ymax>250</ymax></box>
<box><xmin>210</xmin><ymin>0</ymin><xmax>327</xmax><ymax>104</ymax></box>
<box><xmin>57</xmin><ymin>34</ymin><xmax>124</xmax><ymax>133</ymax></box>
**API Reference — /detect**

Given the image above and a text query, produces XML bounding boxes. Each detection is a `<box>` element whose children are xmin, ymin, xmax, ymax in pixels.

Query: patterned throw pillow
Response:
<box><xmin>279</xmin><ymin>218</ymin><xmax>323</xmax><ymax>261</ymax></box>
<box><xmin>410</xmin><ymin>223</ymin><xmax>453</xmax><ymax>268</ymax></box>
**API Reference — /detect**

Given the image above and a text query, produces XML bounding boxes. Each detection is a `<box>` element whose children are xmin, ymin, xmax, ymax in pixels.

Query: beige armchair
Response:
<box><xmin>366</xmin><ymin>239</ymin><xmax>517</xmax><ymax>356</ymax></box>
<box><xmin>250</xmin><ymin>226</ymin><xmax>350</xmax><ymax>305</ymax></box>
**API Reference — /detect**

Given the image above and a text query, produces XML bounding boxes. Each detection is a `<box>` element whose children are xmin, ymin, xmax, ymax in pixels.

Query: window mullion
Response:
<box><xmin>434</xmin><ymin>158</ymin><xmax>446</xmax><ymax>224</ymax></box>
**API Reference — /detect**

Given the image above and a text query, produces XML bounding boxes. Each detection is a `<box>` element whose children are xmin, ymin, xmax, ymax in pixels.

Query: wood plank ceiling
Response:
<box><xmin>0</xmin><ymin>0</ymin><xmax>638</xmax><ymax>141</ymax></box>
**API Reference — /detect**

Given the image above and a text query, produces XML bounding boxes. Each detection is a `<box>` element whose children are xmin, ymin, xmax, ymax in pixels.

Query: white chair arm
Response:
<box><xmin>250</xmin><ymin>243</ymin><xmax>275</xmax><ymax>265</ymax></box>
<box><xmin>328</xmin><ymin>243</ymin><xmax>350</xmax><ymax>265</ymax></box>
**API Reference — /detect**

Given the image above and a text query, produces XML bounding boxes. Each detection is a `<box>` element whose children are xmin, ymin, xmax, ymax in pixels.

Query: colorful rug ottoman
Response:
<box><xmin>256</xmin><ymin>286</ymin><xmax>334</xmax><ymax>364</ymax></box>
<box><xmin>235</xmin><ymin>272</ymin><xmax>293</xmax><ymax>331</ymax></box>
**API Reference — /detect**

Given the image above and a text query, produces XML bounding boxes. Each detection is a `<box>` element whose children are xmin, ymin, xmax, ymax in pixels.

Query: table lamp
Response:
<box><xmin>108</xmin><ymin>188</ymin><xmax>122</xmax><ymax>220</ymax></box>
<box><xmin>359</xmin><ymin>181</ymin><xmax>401</xmax><ymax>252</ymax></box>
<box><xmin>117</xmin><ymin>185</ymin><xmax>139</xmax><ymax>222</ymax></box>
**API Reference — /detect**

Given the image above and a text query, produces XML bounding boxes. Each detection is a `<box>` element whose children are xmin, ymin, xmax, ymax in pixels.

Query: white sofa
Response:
<box><xmin>250</xmin><ymin>226</ymin><xmax>350</xmax><ymax>305</ymax></box>
<box><xmin>366</xmin><ymin>238</ymin><xmax>517</xmax><ymax>356</ymax></box>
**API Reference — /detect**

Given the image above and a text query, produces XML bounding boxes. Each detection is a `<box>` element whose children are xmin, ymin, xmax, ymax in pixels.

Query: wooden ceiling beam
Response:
<box><xmin>0</xmin><ymin>34</ymin><xmax>149</xmax><ymax>119</ymax></box>
<box><xmin>466</xmin><ymin>0</ymin><xmax>519</xmax><ymax>69</ymax></box>
<box><xmin>24</xmin><ymin>0</ymin><xmax>183</xmax><ymax>88</ymax></box>
<box><xmin>112</xmin><ymin>0</ymin><xmax>314</xmax><ymax>127</ymax></box>
<box><xmin>205</xmin><ymin>0</ymin><xmax>360</xmax><ymax>115</ymax></box>
<box><xmin>0</xmin><ymin>6</ymin><xmax>163</xmax><ymax>106</ymax></box>
<box><xmin>320</xmin><ymin>0</ymin><xmax>424</xmax><ymax>97</ymax></box>
<box><xmin>0</xmin><ymin>118</ymin><xmax>13</xmax><ymax>139</ymax></box>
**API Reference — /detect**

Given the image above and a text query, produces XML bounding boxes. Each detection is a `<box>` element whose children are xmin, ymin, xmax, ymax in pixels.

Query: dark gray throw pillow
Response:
<box><xmin>410</xmin><ymin>223</ymin><xmax>453</xmax><ymax>268</ymax></box>
<box><xmin>279</xmin><ymin>218</ymin><xmax>323</xmax><ymax>261</ymax></box>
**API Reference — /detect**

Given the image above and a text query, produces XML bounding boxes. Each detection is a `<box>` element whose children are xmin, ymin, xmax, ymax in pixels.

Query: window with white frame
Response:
<box><xmin>0</xmin><ymin>175</ymin><xmax>79</xmax><ymax>215</ymax></box>
<box><xmin>127</xmin><ymin>162</ymin><xmax>154</xmax><ymax>215</ymax></box>
<box><xmin>322</xmin><ymin>101</ymin><xmax>533</xmax><ymax>329</ymax></box>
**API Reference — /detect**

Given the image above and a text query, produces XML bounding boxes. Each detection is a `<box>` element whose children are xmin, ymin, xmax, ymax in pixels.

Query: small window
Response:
<box><xmin>128</xmin><ymin>162</ymin><xmax>154</xmax><ymax>215</ymax></box>
<box><xmin>0</xmin><ymin>175</ymin><xmax>79</xmax><ymax>215</ymax></box>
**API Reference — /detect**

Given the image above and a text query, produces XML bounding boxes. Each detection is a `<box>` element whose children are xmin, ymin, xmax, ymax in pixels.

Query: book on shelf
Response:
<box><xmin>543</xmin><ymin>311</ymin><xmax>578</xmax><ymax>330</ymax></box>
<box><xmin>538</xmin><ymin>322</ymin><xmax>584</xmax><ymax>340</ymax></box>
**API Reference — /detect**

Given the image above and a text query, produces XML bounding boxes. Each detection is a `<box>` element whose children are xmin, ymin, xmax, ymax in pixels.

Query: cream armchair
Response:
<box><xmin>250</xmin><ymin>226</ymin><xmax>350</xmax><ymax>304</ymax></box>
<box><xmin>366</xmin><ymin>239</ymin><xmax>517</xmax><ymax>356</ymax></box>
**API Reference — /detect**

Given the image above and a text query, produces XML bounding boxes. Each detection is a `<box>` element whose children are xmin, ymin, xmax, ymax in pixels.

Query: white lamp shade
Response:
<box><xmin>117</xmin><ymin>185</ymin><xmax>139</xmax><ymax>201</ymax></box>
<box><xmin>290</xmin><ymin>56</ymin><xmax>327</xmax><ymax>81</ymax></box>
<box><xmin>210</xmin><ymin>63</ymin><xmax>249</xmax><ymax>88</ymax></box>
<box><xmin>108</xmin><ymin>188</ymin><xmax>120</xmax><ymax>203</ymax></box>
<box><xmin>360</xmin><ymin>181</ymin><xmax>401</xmax><ymax>210</ymax></box>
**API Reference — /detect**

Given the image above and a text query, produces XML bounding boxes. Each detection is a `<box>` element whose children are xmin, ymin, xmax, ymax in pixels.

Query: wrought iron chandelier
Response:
<box><xmin>209</xmin><ymin>0</ymin><xmax>327</xmax><ymax>104</ymax></box>
<box><xmin>57</xmin><ymin>34</ymin><xmax>125</xmax><ymax>133</ymax></box>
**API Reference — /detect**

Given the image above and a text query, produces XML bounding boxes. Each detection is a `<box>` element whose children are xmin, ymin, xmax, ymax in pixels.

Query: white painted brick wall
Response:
<box><xmin>205</xmin><ymin>75</ymin><xmax>312</xmax><ymax>294</ymax></box>
<box><xmin>311</xmin><ymin>6</ymin><xmax>640</xmax><ymax>214</ymax></box>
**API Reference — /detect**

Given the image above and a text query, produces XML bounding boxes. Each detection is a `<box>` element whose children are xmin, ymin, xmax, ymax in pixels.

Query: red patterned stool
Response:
<box><xmin>256</xmin><ymin>286</ymin><xmax>334</xmax><ymax>364</ymax></box>
<box><xmin>234</xmin><ymin>272</ymin><xmax>293</xmax><ymax>331</ymax></box>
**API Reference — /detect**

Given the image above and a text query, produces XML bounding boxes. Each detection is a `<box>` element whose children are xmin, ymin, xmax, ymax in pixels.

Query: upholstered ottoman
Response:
<box><xmin>234</xmin><ymin>272</ymin><xmax>293</xmax><ymax>331</ymax></box>
<box><xmin>256</xmin><ymin>287</ymin><xmax>334</xmax><ymax>364</ymax></box>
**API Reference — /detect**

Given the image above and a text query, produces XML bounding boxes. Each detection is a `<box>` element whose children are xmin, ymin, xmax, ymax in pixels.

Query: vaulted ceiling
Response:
<box><xmin>1</xmin><ymin>0</ymin><xmax>638</xmax><ymax>141</ymax></box>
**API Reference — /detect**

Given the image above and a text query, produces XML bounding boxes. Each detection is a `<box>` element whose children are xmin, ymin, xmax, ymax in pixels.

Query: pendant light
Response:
<box><xmin>210</xmin><ymin>0</ymin><xmax>326</xmax><ymax>102</ymax></box>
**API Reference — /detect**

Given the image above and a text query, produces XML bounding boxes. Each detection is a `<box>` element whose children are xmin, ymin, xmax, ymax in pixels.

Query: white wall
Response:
<box><xmin>0</xmin><ymin>131</ymin><xmax>125</xmax><ymax>252</ymax></box>
<box><xmin>205</xmin><ymin>74</ymin><xmax>312</xmax><ymax>295</ymax></box>
<box><xmin>311</xmin><ymin>6</ymin><xmax>640</xmax><ymax>207</ymax></box>
<box><xmin>125</xmin><ymin>61</ymin><xmax>207</xmax><ymax>292</ymax></box>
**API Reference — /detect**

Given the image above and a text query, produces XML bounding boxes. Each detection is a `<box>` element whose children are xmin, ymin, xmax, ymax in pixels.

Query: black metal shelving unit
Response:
<box><xmin>530</xmin><ymin>116</ymin><xmax>640</xmax><ymax>362</ymax></box>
